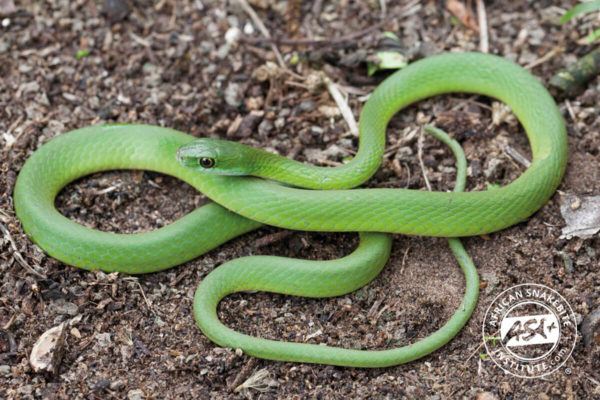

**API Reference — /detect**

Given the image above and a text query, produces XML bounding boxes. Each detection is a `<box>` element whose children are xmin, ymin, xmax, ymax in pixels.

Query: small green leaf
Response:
<box><xmin>367</xmin><ymin>51</ymin><xmax>407</xmax><ymax>76</ymax></box>
<box><xmin>586</xmin><ymin>27</ymin><xmax>600</xmax><ymax>42</ymax></box>
<box><xmin>76</xmin><ymin>49</ymin><xmax>90</xmax><ymax>60</ymax></box>
<box><xmin>560</xmin><ymin>0</ymin><xmax>600</xmax><ymax>23</ymax></box>
<box><xmin>382</xmin><ymin>31</ymin><xmax>400</xmax><ymax>41</ymax></box>
<box><xmin>289</xmin><ymin>52</ymin><xmax>300</xmax><ymax>66</ymax></box>
<box><xmin>479</xmin><ymin>353</ymin><xmax>488</xmax><ymax>360</ymax></box>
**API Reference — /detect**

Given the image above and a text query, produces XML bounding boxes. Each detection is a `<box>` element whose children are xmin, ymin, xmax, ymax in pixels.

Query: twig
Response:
<box><xmin>228</xmin><ymin>358</ymin><xmax>258</xmax><ymax>392</ymax></box>
<box><xmin>564</xmin><ymin>99</ymin><xmax>581</xmax><ymax>136</ymax></box>
<box><xmin>379</xmin><ymin>0</ymin><xmax>387</xmax><ymax>19</ymax></box>
<box><xmin>476</xmin><ymin>0</ymin><xmax>488</xmax><ymax>53</ymax></box>
<box><xmin>255</xmin><ymin>230</ymin><xmax>293</xmax><ymax>248</ymax></box>
<box><xmin>322</xmin><ymin>74</ymin><xmax>359</xmax><ymax>137</ymax></box>
<box><xmin>403</xmin><ymin>161</ymin><xmax>411</xmax><ymax>189</ymax></box>
<box><xmin>311</xmin><ymin>0</ymin><xmax>324</xmax><ymax>18</ymax></box>
<box><xmin>129</xmin><ymin>32</ymin><xmax>151</xmax><ymax>47</ymax></box>
<box><xmin>417</xmin><ymin>127</ymin><xmax>432</xmax><ymax>191</ymax></box>
<box><xmin>524</xmin><ymin>46</ymin><xmax>563</xmax><ymax>70</ymax></box>
<box><xmin>236</xmin><ymin>0</ymin><xmax>285</xmax><ymax>68</ymax></box>
<box><xmin>0</xmin><ymin>222</ymin><xmax>47</xmax><ymax>279</ymax></box>
<box><xmin>123</xmin><ymin>277</ymin><xmax>153</xmax><ymax>312</ymax></box>
<box><xmin>462</xmin><ymin>340</ymin><xmax>487</xmax><ymax>365</ymax></box>
<box><xmin>503</xmin><ymin>146</ymin><xmax>531</xmax><ymax>168</ymax></box>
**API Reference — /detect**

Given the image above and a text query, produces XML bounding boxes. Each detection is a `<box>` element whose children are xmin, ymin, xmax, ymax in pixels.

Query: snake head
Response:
<box><xmin>176</xmin><ymin>138</ymin><xmax>251</xmax><ymax>175</ymax></box>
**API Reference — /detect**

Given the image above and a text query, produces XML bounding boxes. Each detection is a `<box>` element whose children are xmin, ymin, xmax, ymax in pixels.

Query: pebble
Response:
<box><xmin>258</xmin><ymin>119</ymin><xmax>274</xmax><ymax>137</ymax></box>
<box><xmin>48</xmin><ymin>299</ymin><xmax>78</xmax><ymax>316</ymax></box>
<box><xmin>224</xmin><ymin>82</ymin><xmax>244</xmax><ymax>107</ymax></box>
<box><xmin>484</xmin><ymin>158</ymin><xmax>504</xmax><ymax>179</ymax></box>
<box><xmin>0</xmin><ymin>365</ymin><xmax>10</xmax><ymax>376</ymax></box>
<box><xmin>225</xmin><ymin>26</ymin><xmax>241</xmax><ymax>45</ymax></box>
<box><xmin>0</xmin><ymin>38</ymin><xmax>8</xmax><ymax>53</ymax></box>
<box><xmin>297</xmin><ymin>100</ymin><xmax>316</xmax><ymax>113</ymax></box>
<box><xmin>110</xmin><ymin>379</ymin><xmax>125</xmax><ymax>391</ymax></box>
<box><xmin>216</xmin><ymin>43</ymin><xmax>231</xmax><ymax>59</ymax></box>
<box><xmin>102</xmin><ymin>0</ymin><xmax>129</xmax><ymax>22</ymax></box>
<box><xmin>127</xmin><ymin>389</ymin><xmax>144</xmax><ymax>400</ymax></box>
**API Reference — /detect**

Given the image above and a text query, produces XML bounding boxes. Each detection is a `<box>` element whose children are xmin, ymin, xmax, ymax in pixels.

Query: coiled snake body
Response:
<box><xmin>14</xmin><ymin>53</ymin><xmax>567</xmax><ymax>367</ymax></box>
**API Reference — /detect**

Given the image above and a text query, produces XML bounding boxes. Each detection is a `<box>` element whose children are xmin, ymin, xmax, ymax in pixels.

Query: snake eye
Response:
<box><xmin>199</xmin><ymin>157</ymin><xmax>215</xmax><ymax>168</ymax></box>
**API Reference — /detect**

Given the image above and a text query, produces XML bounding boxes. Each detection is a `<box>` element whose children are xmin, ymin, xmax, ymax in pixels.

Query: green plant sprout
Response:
<box><xmin>560</xmin><ymin>0</ymin><xmax>600</xmax><ymax>43</ymax></box>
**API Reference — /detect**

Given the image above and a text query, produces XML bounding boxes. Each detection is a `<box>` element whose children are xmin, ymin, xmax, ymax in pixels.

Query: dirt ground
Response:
<box><xmin>1</xmin><ymin>0</ymin><xmax>599</xmax><ymax>399</ymax></box>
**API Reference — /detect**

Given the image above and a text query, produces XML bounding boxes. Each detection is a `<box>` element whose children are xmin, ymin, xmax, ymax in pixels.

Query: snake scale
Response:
<box><xmin>14</xmin><ymin>53</ymin><xmax>567</xmax><ymax>367</ymax></box>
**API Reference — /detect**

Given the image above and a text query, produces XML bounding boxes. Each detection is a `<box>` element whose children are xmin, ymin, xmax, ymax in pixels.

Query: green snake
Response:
<box><xmin>13</xmin><ymin>53</ymin><xmax>567</xmax><ymax>367</ymax></box>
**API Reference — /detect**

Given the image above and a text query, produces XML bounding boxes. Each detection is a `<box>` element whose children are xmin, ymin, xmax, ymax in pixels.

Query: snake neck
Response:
<box><xmin>244</xmin><ymin>146</ymin><xmax>382</xmax><ymax>190</ymax></box>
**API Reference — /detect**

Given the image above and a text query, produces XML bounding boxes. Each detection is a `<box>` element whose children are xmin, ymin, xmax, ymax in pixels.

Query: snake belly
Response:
<box><xmin>13</xmin><ymin>52</ymin><xmax>567</xmax><ymax>367</ymax></box>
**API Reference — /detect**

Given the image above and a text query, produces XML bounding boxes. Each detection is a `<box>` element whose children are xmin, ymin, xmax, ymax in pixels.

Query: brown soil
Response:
<box><xmin>1</xmin><ymin>1</ymin><xmax>599</xmax><ymax>399</ymax></box>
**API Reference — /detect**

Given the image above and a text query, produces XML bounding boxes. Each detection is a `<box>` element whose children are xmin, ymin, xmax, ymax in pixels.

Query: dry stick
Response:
<box><xmin>254</xmin><ymin>230</ymin><xmax>293</xmax><ymax>248</ymax></box>
<box><xmin>379</xmin><ymin>0</ymin><xmax>387</xmax><ymax>19</ymax></box>
<box><xmin>476</xmin><ymin>0</ymin><xmax>488</xmax><ymax>53</ymax></box>
<box><xmin>524</xmin><ymin>46</ymin><xmax>563</xmax><ymax>70</ymax></box>
<box><xmin>503</xmin><ymin>146</ymin><xmax>531</xmax><ymax>168</ymax></box>
<box><xmin>417</xmin><ymin>127</ymin><xmax>432</xmax><ymax>191</ymax></box>
<box><xmin>564</xmin><ymin>99</ymin><xmax>581</xmax><ymax>136</ymax></box>
<box><xmin>236</xmin><ymin>0</ymin><xmax>285</xmax><ymax>68</ymax></box>
<box><xmin>322</xmin><ymin>74</ymin><xmax>360</xmax><ymax>137</ymax></box>
<box><xmin>228</xmin><ymin>358</ymin><xmax>258</xmax><ymax>392</ymax></box>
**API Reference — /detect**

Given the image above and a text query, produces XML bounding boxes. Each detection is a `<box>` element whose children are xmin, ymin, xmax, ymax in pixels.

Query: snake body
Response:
<box><xmin>14</xmin><ymin>53</ymin><xmax>567</xmax><ymax>367</ymax></box>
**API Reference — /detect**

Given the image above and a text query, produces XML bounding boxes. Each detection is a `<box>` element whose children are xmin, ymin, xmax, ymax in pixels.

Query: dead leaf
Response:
<box><xmin>446</xmin><ymin>0</ymin><xmax>479</xmax><ymax>32</ymax></box>
<box><xmin>559</xmin><ymin>193</ymin><xmax>600</xmax><ymax>239</ymax></box>
<box><xmin>30</xmin><ymin>323</ymin><xmax>67</xmax><ymax>374</ymax></box>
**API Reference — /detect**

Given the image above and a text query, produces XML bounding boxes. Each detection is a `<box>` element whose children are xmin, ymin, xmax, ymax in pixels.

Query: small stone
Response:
<box><xmin>258</xmin><ymin>119</ymin><xmax>274</xmax><ymax>137</ymax></box>
<box><xmin>216</xmin><ymin>43</ymin><xmax>231</xmax><ymax>59</ymax></box>
<box><xmin>127</xmin><ymin>389</ymin><xmax>144</xmax><ymax>400</ymax></box>
<box><xmin>102</xmin><ymin>0</ymin><xmax>129</xmax><ymax>22</ymax></box>
<box><xmin>110</xmin><ymin>379</ymin><xmax>125</xmax><ymax>391</ymax></box>
<box><xmin>484</xmin><ymin>158</ymin><xmax>504</xmax><ymax>179</ymax></box>
<box><xmin>0</xmin><ymin>38</ymin><xmax>9</xmax><ymax>53</ymax></box>
<box><xmin>224</xmin><ymin>82</ymin><xmax>244</xmax><ymax>107</ymax></box>
<box><xmin>0</xmin><ymin>365</ymin><xmax>10</xmax><ymax>376</ymax></box>
<box><xmin>48</xmin><ymin>299</ymin><xmax>79</xmax><ymax>316</ymax></box>
<box><xmin>322</xmin><ymin>144</ymin><xmax>349</xmax><ymax>159</ymax></box>
<box><xmin>245</xmin><ymin>96</ymin><xmax>264</xmax><ymax>111</ymax></box>
<box><xmin>225</xmin><ymin>26</ymin><xmax>241</xmax><ymax>44</ymax></box>
<box><xmin>235</xmin><ymin>111</ymin><xmax>264</xmax><ymax>138</ymax></box>
<box><xmin>297</xmin><ymin>100</ymin><xmax>316</xmax><ymax>113</ymax></box>
<box><xmin>243</xmin><ymin>22</ymin><xmax>254</xmax><ymax>35</ymax></box>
